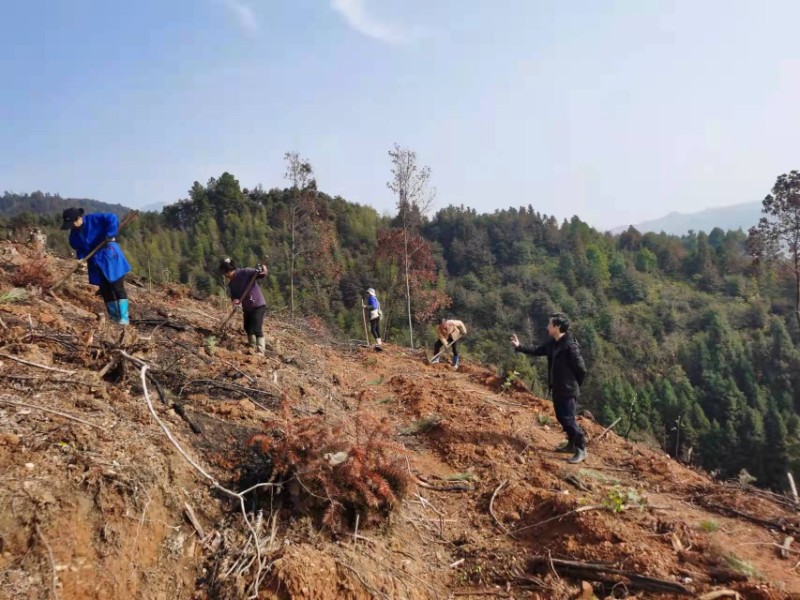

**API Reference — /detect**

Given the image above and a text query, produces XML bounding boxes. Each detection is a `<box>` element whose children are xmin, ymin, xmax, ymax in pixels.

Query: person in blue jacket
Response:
<box><xmin>362</xmin><ymin>288</ymin><xmax>382</xmax><ymax>346</ymax></box>
<box><xmin>61</xmin><ymin>208</ymin><xmax>132</xmax><ymax>325</ymax></box>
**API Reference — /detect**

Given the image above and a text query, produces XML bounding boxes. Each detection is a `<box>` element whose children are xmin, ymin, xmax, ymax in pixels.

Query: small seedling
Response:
<box><xmin>699</xmin><ymin>519</ymin><xmax>719</xmax><ymax>533</ymax></box>
<box><xmin>501</xmin><ymin>370</ymin><xmax>520</xmax><ymax>393</ymax></box>
<box><xmin>204</xmin><ymin>335</ymin><xmax>217</xmax><ymax>356</ymax></box>
<box><xmin>602</xmin><ymin>487</ymin><xmax>644</xmax><ymax>513</ymax></box>
<box><xmin>536</xmin><ymin>413</ymin><xmax>553</xmax><ymax>426</ymax></box>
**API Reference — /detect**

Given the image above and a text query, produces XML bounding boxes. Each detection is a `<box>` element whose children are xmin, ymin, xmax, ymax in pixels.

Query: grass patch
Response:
<box><xmin>578</xmin><ymin>468</ymin><xmax>619</xmax><ymax>485</ymax></box>
<box><xmin>376</xmin><ymin>397</ymin><xmax>393</xmax><ymax>404</ymax></box>
<box><xmin>443</xmin><ymin>472</ymin><xmax>477</xmax><ymax>482</ymax></box>
<box><xmin>725</xmin><ymin>553</ymin><xmax>763</xmax><ymax>580</ymax></box>
<box><xmin>400</xmin><ymin>415</ymin><xmax>442</xmax><ymax>435</ymax></box>
<box><xmin>0</xmin><ymin>288</ymin><xmax>28</xmax><ymax>304</ymax></box>
<box><xmin>536</xmin><ymin>413</ymin><xmax>553</xmax><ymax>426</ymax></box>
<box><xmin>366</xmin><ymin>375</ymin><xmax>384</xmax><ymax>386</ymax></box>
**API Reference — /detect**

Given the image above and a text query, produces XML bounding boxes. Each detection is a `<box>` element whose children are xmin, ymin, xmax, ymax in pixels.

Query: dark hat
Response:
<box><xmin>219</xmin><ymin>257</ymin><xmax>237</xmax><ymax>273</ymax></box>
<box><xmin>61</xmin><ymin>207</ymin><xmax>84</xmax><ymax>230</ymax></box>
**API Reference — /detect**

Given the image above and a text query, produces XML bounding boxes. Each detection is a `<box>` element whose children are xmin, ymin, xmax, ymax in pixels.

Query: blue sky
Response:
<box><xmin>2</xmin><ymin>1</ymin><xmax>799</xmax><ymax>230</ymax></box>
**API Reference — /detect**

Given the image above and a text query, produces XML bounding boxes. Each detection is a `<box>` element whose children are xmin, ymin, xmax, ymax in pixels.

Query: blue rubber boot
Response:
<box><xmin>117</xmin><ymin>299</ymin><xmax>130</xmax><ymax>326</ymax></box>
<box><xmin>105</xmin><ymin>301</ymin><xmax>120</xmax><ymax>323</ymax></box>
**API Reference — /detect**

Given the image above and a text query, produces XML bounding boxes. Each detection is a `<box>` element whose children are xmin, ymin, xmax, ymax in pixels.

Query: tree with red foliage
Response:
<box><xmin>376</xmin><ymin>228</ymin><xmax>451</xmax><ymax>343</ymax></box>
<box><xmin>386</xmin><ymin>145</ymin><xmax>444</xmax><ymax>346</ymax></box>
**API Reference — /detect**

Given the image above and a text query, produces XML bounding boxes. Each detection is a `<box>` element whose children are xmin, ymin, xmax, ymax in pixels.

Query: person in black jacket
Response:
<box><xmin>511</xmin><ymin>312</ymin><xmax>588</xmax><ymax>464</ymax></box>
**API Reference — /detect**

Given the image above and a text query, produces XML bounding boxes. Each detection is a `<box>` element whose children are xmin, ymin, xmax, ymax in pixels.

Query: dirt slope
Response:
<box><xmin>1</xmin><ymin>240</ymin><xmax>800</xmax><ymax>600</ymax></box>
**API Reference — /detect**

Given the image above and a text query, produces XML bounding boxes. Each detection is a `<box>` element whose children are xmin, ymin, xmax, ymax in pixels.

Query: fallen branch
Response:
<box><xmin>0</xmin><ymin>352</ymin><xmax>75</xmax><ymax>375</ymax></box>
<box><xmin>529</xmin><ymin>557</ymin><xmax>690</xmax><ymax>596</ymax></box>
<box><xmin>35</xmin><ymin>523</ymin><xmax>59</xmax><ymax>600</ymax></box>
<box><xmin>0</xmin><ymin>374</ymin><xmax>107</xmax><ymax>388</ymax></box>
<box><xmin>334</xmin><ymin>560</ymin><xmax>390</xmax><ymax>600</ymax></box>
<box><xmin>504</xmin><ymin>505</ymin><xmax>606</xmax><ymax>537</ymax></box>
<box><xmin>489</xmin><ymin>480</ymin><xmax>510</xmax><ymax>534</ymax></box>
<box><xmin>131</xmin><ymin>318</ymin><xmax>189</xmax><ymax>331</ymax></box>
<box><xmin>0</xmin><ymin>398</ymin><xmax>102</xmax><ymax>429</ymax></box>
<box><xmin>693</xmin><ymin>495</ymin><xmax>800</xmax><ymax>535</ymax></box>
<box><xmin>564</xmin><ymin>473</ymin><xmax>592</xmax><ymax>492</ymax></box>
<box><xmin>122</xmin><ymin>353</ymin><xmax>277</xmax><ymax>598</ymax></box>
<box><xmin>179</xmin><ymin>379</ymin><xmax>279</xmax><ymax>400</ymax></box>
<box><xmin>697</xmin><ymin>590</ymin><xmax>742</xmax><ymax>600</ymax></box>
<box><xmin>781</xmin><ymin>536</ymin><xmax>795</xmax><ymax>559</ymax></box>
<box><xmin>414</xmin><ymin>476</ymin><xmax>473</xmax><ymax>492</ymax></box>
<box><xmin>596</xmin><ymin>417</ymin><xmax>622</xmax><ymax>442</ymax></box>
<box><xmin>184</xmin><ymin>502</ymin><xmax>206</xmax><ymax>539</ymax></box>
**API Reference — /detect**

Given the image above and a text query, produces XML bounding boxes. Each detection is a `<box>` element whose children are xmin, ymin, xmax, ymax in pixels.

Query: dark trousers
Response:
<box><xmin>243</xmin><ymin>306</ymin><xmax>266</xmax><ymax>336</ymax></box>
<box><xmin>369</xmin><ymin>318</ymin><xmax>380</xmax><ymax>341</ymax></box>
<box><xmin>434</xmin><ymin>336</ymin><xmax>458</xmax><ymax>358</ymax></box>
<box><xmin>554</xmin><ymin>396</ymin><xmax>585</xmax><ymax>450</ymax></box>
<box><xmin>98</xmin><ymin>275</ymin><xmax>127</xmax><ymax>303</ymax></box>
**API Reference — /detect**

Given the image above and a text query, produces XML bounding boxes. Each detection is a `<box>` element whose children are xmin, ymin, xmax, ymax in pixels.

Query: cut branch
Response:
<box><xmin>489</xmin><ymin>480</ymin><xmax>509</xmax><ymax>534</ymax></box>
<box><xmin>529</xmin><ymin>557</ymin><xmax>690</xmax><ymax>595</ymax></box>
<box><xmin>0</xmin><ymin>398</ymin><xmax>103</xmax><ymax>429</ymax></box>
<box><xmin>35</xmin><ymin>523</ymin><xmax>59</xmax><ymax>600</ymax></box>
<box><xmin>596</xmin><ymin>417</ymin><xmax>622</xmax><ymax>441</ymax></box>
<box><xmin>0</xmin><ymin>352</ymin><xmax>75</xmax><ymax>375</ymax></box>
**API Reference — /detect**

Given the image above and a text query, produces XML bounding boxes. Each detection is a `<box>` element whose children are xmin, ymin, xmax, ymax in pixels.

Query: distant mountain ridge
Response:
<box><xmin>612</xmin><ymin>201</ymin><xmax>762</xmax><ymax>235</ymax></box>
<box><xmin>0</xmin><ymin>191</ymin><xmax>130</xmax><ymax>218</ymax></box>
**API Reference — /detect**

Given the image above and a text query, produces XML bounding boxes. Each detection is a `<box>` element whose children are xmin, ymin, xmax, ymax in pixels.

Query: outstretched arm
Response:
<box><xmin>511</xmin><ymin>334</ymin><xmax>548</xmax><ymax>356</ymax></box>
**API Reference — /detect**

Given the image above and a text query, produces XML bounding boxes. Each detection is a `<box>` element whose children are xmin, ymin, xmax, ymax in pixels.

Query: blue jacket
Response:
<box><xmin>69</xmin><ymin>213</ymin><xmax>132</xmax><ymax>285</ymax></box>
<box><xmin>367</xmin><ymin>295</ymin><xmax>380</xmax><ymax>311</ymax></box>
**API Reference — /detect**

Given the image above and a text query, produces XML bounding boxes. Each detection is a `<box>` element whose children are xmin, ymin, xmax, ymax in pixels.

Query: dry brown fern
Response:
<box><xmin>11</xmin><ymin>258</ymin><xmax>54</xmax><ymax>288</ymax></box>
<box><xmin>247</xmin><ymin>397</ymin><xmax>410</xmax><ymax>532</ymax></box>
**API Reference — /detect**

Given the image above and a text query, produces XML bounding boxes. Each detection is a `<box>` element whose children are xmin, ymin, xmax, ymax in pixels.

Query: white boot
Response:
<box><xmin>256</xmin><ymin>337</ymin><xmax>266</xmax><ymax>354</ymax></box>
<box><xmin>376</xmin><ymin>338</ymin><xmax>382</xmax><ymax>346</ymax></box>
<box><xmin>247</xmin><ymin>334</ymin><xmax>257</xmax><ymax>350</ymax></box>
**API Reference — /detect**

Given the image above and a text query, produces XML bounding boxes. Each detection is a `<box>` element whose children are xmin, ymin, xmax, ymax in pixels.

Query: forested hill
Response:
<box><xmin>5</xmin><ymin>172</ymin><xmax>800</xmax><ymax>491</ymax></box>
<box><xmin>0</xmin><ymin>191</ymin><xmax>130</xmax><ymax>221</ymax></box>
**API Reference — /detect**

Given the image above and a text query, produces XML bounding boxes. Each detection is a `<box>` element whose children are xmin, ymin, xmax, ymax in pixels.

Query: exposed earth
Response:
<box><xmin>2</xmin><ymin>239</ymin><xmax>800</xmax><ymax>599</ymax></box>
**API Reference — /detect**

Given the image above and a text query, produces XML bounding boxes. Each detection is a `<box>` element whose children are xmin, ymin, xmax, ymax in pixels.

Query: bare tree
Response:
<box><xmin>748</xmin><ymin>170</ymin><xmax>800</xmax><ymax>330</ymax></box>
<box><xmin>387</xmin><ymin>144</ymin><xmax>436</xmax><ymax>347</ymax></box>
<box><xmin>284</xmin><ymin>152</ymin><xmax>315</xmax><ymax>319</ymax></box>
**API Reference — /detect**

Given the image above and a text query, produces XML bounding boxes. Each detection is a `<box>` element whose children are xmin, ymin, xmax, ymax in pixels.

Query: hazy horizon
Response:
<box><xmin>2</xmin><ymin>1</ymin><xmax>798</xmax><ymax>230</ymax></box>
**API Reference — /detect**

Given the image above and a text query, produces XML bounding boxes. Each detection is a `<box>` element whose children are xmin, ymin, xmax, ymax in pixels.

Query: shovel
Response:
<box><xmin>428</xmin><ymin>333</ymin><xmax>465</xmax><ymax>364</ymax></box>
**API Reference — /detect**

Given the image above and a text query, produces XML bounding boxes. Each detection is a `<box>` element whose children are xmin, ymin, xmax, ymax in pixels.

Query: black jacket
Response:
<box><xmin>515</xmin><ymin>332</ymin><xmax>587</xmax><ymax>400</ymax></box>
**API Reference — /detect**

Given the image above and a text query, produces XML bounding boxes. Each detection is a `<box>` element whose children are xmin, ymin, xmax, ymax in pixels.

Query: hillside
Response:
<box><xmin>1</xmin><ymin>241</ymin><xmax>799</xmax><ymax>599</ymax></box>
<box><xmin>0</xmin><ymin>192</ymin><xmax>130</xmax><ymax>219</ymax></box>
<box><xmin>3</xmin><ymin>176</ymin><xmax>800</xmax><ymax>497</ymax></box>
<box><xmin>612</xmin><ymin>202</ymin><xmax>762</xmax><ymax>235</ymax></box>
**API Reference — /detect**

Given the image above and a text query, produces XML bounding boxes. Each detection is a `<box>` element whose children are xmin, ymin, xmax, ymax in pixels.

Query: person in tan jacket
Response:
<box><xmin>432</xmin><ymin>318</ymin><xmax>467</xmax><ymax>369</ymax></box>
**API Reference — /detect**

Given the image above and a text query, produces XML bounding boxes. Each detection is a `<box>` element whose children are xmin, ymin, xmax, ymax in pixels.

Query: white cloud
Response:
<box><xmin>224</xmin><ymin>0</ymin><xmax>258</xmax><ymax>35</ymax></box>
<box><xmin>331</xmin><ymin>0</ymin><xmax>404</xmax><ymax>45</ymax></box>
